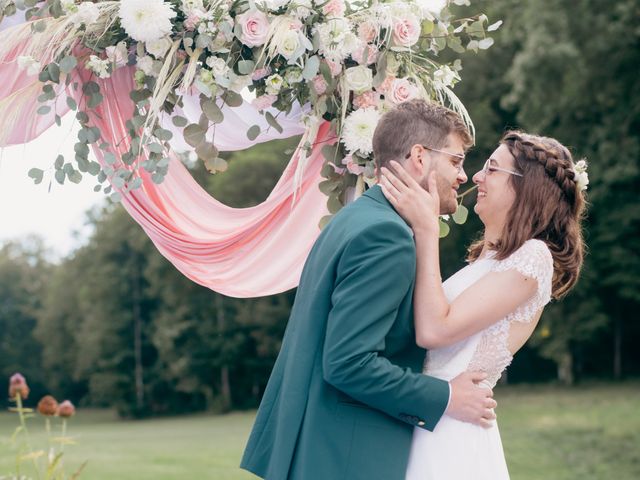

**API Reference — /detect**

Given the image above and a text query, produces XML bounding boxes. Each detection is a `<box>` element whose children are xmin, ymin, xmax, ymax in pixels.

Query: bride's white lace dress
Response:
<box><xmin>405</xmin><ymin>239</ymin><xmax>553</xmax><ymax>480</ymax></box>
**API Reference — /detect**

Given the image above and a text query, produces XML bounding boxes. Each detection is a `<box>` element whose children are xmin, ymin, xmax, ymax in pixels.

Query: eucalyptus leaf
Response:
<box><xmin>438</xmin><ymin>218</ymin><xmax>450</xmax><ymax>238</ymax></box>
<box><xmin>237</xmin><ymin>59</ymin><xmax>255</xmax><ymax>75</ymax></box>
<box><xmin>302</xmin><ymin>55</ymin><xmax>320</xmax><ymax>81</ymax></box>
<box><xmin>196</xmin><ymin>142</ymin><xmax>219</xmax><ymax>162</ymax></box>
<box><xmin>28</xmin><ymin>168</ymin><xmax>44</xmax><ymax>184</ymax></box>
<box><xmin>172</xmin><ymin>115</ymin><xmax>188</xmax><ymax>127</ymax></box>
<box><xmin>222</xmin><ymin>90</ymin><xmax>243</xmax><ymax>108</ymax></box>
<box><xmin>183</xmin><ymin>123</ymin><xmax>206</xmax><ymax>147</ymax></box>
<box><xmin>451</xmin><ymin>204</ymin><xmax>469</xmax><ymax>224</ymax></box>
<box><xmin>55</xmin><ymin>154</ymin><xmax>64</xmax><ymax>169</ymax></box>
<box><xmin>47</xmin><ymin>63</ymin><xmax>60</xmax><ymax>83</ymax></box>
<box><xmin>265</xmin><ymin>111</ymin><xmax>283</xmax><ymax>133</ymax></box>
<box><xmin>59</xmin><ymin>55</ymin><xmax>77</xmax><ymax>74</ymax></box>
<box><xmin>478</xmin><ymin>38</ymin><xmax>494</xmax><ymax>49</ymax></box>
<box><xmin>202</xmin><ymin>99</ymin><xmax>224</xmax><ymax>123</ymax></box>
<box><xmin>36</xmin><ymin>105</ymin><xmax>51</xmax><ymax>115</ymax></box>
<box><xmin>68</xmin><ymin>170</ymin><xmax>83</xmax><ymax>184</ymax></box>
<box><xmin>246</xmin><ymin>125</ymin><xmax>261</xmax><ymax>141</ymax></box>
<box><xmin>487</xmin><ymin>20</ymin><xmax>503</xmax><ymax>32</ymax></box>
<box><xmin>55</xmin><ymin>169</ymin><xmax>65</xmax><ymax>185</ymax></box>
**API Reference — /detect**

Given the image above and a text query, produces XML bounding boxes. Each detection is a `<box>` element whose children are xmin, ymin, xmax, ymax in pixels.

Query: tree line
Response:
<box><xmin>1</xmin><ymin>0</ymin><xmax>638</xmax><ymax>416</ymax></box>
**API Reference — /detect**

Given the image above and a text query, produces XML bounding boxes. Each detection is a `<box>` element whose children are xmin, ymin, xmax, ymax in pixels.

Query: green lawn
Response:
<box><xmin>1</xmin><ymin>382</ymin><xmax>638</xmax><ymax>479</ymax></box>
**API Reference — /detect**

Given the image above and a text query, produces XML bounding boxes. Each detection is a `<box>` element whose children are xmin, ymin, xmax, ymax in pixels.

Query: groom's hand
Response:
<box><xmin>445</xmin><ymin>371</ymin><xmax>497</xmax><ymax>428</ymax></box>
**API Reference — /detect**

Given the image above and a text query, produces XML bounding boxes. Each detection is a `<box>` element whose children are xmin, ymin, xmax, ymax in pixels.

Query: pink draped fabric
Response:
<box><xmin>0</xmin><ymin>21</ymin><xmax>330</xmax><ymax>297</ymax></box>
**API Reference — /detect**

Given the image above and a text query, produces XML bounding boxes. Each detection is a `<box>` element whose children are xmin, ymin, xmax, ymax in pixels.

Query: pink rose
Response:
<box><xmin>343</xmin><ymin>155</ymin><xmax>365</xmax><ymax>175</ymax></box>
<box><xmin>312</xmin><ymin>75</ymin><xmax>328</xmax><ymax>95</ymax></box>
<box><xmin>252</xmin><ymin>67</ymin><xmax>272</xmax><ymax>81</ymax></box>
<box><xmin>322</xmin><ymin>0</ymin><xmax>345</xmax><ymax>18</ymax></box>
<box><xmin>352</xmin><ymin>43</ymin><xmax>378</xmax><ymax>65</ymax></box>
<box><xmin>357</xmin><ymin>21</ymin><xmax>378</xmax><ymax>43</ymax></box>
<box><xmin>388</xmin><ymin>77</ymin><xmax>419</xmax><ymax>105</ymax></box>
<box><xmin>353</xmin><ymin>90</ymin><xmax>380</xmax><ymax>109</ymax></box>
<box><xmin>378</xmin><ymin>75</ymin><xmax>396</xmax><ymax>94</ymax></box>
<box><xmin>392</xmin><ymin>15</ymin><xmax>421</xmax><ymax>48</ymax></box>
<box><xmin>236</xmin><ymin>9</ymin><xmax>270</xmax><ymax>47</ymax></box>
<box><xmin>324</xmin><ymin>58</ymin><xmax>342</xmax><ymax>76</ymax></box>
<box><xmin>252</xmin><ymin>94</ymin><xmax>277</xmax><ymax>110</ymax></box>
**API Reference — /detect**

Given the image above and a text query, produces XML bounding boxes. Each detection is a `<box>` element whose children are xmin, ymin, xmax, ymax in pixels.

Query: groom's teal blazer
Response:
<box><xmin>241</xmin><ymin>185</ymin><xmax>450</xmax><ymax>480</ymax></box>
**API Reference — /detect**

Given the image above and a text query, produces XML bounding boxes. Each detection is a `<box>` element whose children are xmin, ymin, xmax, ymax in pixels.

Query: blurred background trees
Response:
<box><xmin>1</xmin><ymin>0</ymin><xmax>638</xmax><ymax>415</ymax></box>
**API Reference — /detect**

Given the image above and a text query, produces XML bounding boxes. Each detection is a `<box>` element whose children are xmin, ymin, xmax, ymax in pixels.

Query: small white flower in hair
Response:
<box><xmin>573</xmin><ymin>159</ymin><xmax>589</xmax><ymax>191</ymax></box>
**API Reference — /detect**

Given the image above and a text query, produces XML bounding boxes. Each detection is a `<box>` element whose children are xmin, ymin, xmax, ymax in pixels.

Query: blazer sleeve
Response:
<box><xmin>322</xmin><ymin>221</ymin><xmax>449</xmax><ymax>431</ymax></box>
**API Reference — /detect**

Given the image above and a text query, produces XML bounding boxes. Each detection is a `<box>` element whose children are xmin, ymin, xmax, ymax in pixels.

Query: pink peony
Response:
<box><xmin>392</xmin><ymin>15</ymin><xmax>421</xmax><ymax>48</ymax></box>
<box><xmin>236</xmin><ymin>9</ymin><xmax>270</xmax><ymax>47</ymax></box>
<box><xmin>324</xmin><ymin>58</ymin><xmax>342</xmax><ymax>76</ymax></box>
<box><xmin>252</xmin><ymin>94</ymin><xmax>277</xmax><ymax>110</ymax></box>
<box><xmin>352</xmin><ymin>43</ymin><xmax>378</xmax><ymax>65</ymax></box>
<box><xmin>357</xmin><ymin>21</ymin><xmax>378</xmax><ymax>43</ymax></box>
<box><xmin>344</xmin><ymin>155</ymin><xmax>365</xmax><ymax>175</ymax></box>
<box><xmin>388</xmin><ymin>77</ymin><xmax>419</xmax><ymax>105</ymax></box>
<box><xmin>378</xmin><ymin>75</ymin><xmax>396</xmax><ymax>94</ymax></box>
<box><xmin>252</xmin><ymin>67</ymin><xmax>272</xmax><ymax>81</ymax></box>
<box><xmin>322</xmin><ymin>0</ymin><xmax>345</xmax><ymax>18</ymax></box>
<box><xmin>353</xmin><ymin>90</ymin><xmax>381</xmax><ymax>109</ymax></box>
<box><xmin>312</xmin><ymin>75</ymin><xmax>328</xmax><ymax>95</ymax></box>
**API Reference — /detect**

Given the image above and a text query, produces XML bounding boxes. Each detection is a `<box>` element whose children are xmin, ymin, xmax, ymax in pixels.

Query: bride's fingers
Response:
<box><xmin>381</xmin><ymin>167</ymin><xmax>409</xmax><ymax>195</ymax></box>
<box><xmin>389</xmin><ymin>160</ymin><xmax>422</xmax><ymax>190</ymax></box>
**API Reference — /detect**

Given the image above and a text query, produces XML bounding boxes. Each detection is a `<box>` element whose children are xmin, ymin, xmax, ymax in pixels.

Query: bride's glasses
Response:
<box><xmin>482</xmin><ymin>158</ymin><xmax>523</xmax><ymax>177</ymax></box>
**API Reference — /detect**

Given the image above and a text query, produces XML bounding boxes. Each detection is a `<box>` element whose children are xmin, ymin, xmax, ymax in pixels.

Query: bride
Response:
<box><xmin>380</xmin><ymin>130</ymin><xmax>586</xmax><ymax>479</ymax></box>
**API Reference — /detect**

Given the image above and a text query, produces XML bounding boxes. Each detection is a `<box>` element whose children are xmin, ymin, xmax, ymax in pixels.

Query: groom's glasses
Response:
<box><xmin>405</xmin><ymin>145</ymin><xmax>466</xmax><ymax>173</ymax></box>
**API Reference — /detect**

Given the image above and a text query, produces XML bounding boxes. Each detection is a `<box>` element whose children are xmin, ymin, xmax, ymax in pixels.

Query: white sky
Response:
<box><xmin>0</xmin><ymin>114</ymin><xmax>104</xmax><ymax>259</ymax></box>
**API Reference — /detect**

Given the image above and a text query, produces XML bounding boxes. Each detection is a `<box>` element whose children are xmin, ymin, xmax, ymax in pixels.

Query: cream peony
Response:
<box><xmin>146</xmin><ymin>36</ymin><xmax>173</xmax><ymax>58</ymax></box>
<box><xmin>119</xmin><ymin>0</ymin><xmax>177</xmax><ymax>43</ymax></box>
<box><xmin>341</xmin><ymin>107</ymin><xmax>381</xmax><ymax>156</ymax></box>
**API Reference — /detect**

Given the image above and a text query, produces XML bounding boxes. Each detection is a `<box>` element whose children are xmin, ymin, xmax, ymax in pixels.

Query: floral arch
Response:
<box><xmin>0</xmin><ymin>0</ymin><xmax>497</xmax><ymax>296</ymax></box>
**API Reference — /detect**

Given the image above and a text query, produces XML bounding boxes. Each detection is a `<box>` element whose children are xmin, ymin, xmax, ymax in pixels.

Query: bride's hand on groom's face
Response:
<box><xmin>446</xmin><ymin>371</ymin><xmax>498</xmax><ymax>429</ymax></box>
<box><xmin>380</xmin><ymin>161</ymin><xmax>440</xmax><ymax>234</ymax></box>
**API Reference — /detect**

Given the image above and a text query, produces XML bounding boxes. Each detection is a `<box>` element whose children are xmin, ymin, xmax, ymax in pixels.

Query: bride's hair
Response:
<box><xmin>467</xmin><ymin>131</ymin><xmax>587</xmax><ymax>299</ymax></box>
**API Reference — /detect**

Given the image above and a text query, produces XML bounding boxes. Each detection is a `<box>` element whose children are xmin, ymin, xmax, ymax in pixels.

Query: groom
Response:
<box><xmin>241</xmin><ymin>100</ymin><xmax>496</xmax><ymax>480</ymax></box>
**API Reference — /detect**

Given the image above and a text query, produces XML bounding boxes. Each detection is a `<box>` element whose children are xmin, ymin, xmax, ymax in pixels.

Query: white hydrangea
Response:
<box><xmin>206</xmin><ymin>56</ymin><xmax>230</xmax><ymax>78</ymax></box>
<box><xmin>71</xmin><ymin>2</ymin><xmax>100</xmax><ymax>26</ymax></box>
<box><xmin>17</xmin><ymin>56</ymin><xmax>41</xmax><ymax>76</ymax></box>
<box><xmin>341</xmin><ymin>107</ymin><xmax>381</xmax><ymax>156</ymax></box>
<box><xmin>315</xmin><ymin>18</ymin><xmax>359</xmax><ymax>62</ymax></box>
<box><xmin>86</xmin><ymin>55</ymin><xmax>111</xmax><ymax>79</ymax></box>
<box><xmin>119</xmin><ymin>0</ymin><xmax>177</xmax><ymax>43</ymax></box>
<box><xmin>573</xmin><ymin>159</ymin><xmax>589</xmax><ymax>191</ymax></box>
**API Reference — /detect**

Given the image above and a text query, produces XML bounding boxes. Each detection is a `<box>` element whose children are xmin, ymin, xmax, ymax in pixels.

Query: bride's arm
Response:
<box><xmin>380</xmin><ymin>162</ymin><xmax>538</xmax><ymax>349</ymax></box>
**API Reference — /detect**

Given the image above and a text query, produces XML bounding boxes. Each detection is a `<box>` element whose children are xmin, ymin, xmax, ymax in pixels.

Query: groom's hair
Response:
<box><xmin>372</xmin><ymin>99</ymin><xmax>473</xmax><ymax>170</ymax></box>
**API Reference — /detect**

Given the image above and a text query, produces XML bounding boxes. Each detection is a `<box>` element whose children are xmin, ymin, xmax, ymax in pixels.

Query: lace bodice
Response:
<box><xmin>424</xmin><ymin>239</ymin><xmax>553</xmax><ymax>387</ymax></box>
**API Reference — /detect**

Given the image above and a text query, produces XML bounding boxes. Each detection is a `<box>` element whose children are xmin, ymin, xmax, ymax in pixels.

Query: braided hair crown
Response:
<box><xmin>502</xmin><ymin>131</ymin><xmax>581</xmax><ymax>208</ymax></box>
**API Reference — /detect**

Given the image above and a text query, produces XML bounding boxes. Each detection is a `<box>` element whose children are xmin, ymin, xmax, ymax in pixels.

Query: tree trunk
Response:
<box><xmin>133</xmin><ymin>257</ymin><xmax>144</xmax><ymax>410</ymax></box>
<box><xmin>557</xmin><ymin>350</ymin><xmax>574</xmax><ymax>385</ymax></box>
<box><xmin>216</xmin><ymin>295</ymin><xmax>232</xmax><ymax>410</ymax></box>
<box><xmin>613</xmin><ymin>314</ymin><xmax>622</xmax><ymax>380</ymax></box>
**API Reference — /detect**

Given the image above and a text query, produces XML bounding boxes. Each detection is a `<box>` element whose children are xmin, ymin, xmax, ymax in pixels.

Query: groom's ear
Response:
<box><xmin>405</xmin><ymin>144</ymin><xmax>425</xmax><ymax>175</ymax></box>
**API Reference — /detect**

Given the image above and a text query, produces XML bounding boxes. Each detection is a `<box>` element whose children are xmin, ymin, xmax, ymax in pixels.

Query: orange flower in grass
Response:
<box><xmin>57</xmin><ymin>400</ymin><xmax>76</xmax><ymax>418</ymax></box>
<box><xmin>37</xmin><ymin>395</ymin><xmax>59</xmax><ymax>416</ymax></box>
<box><xmin>9</xmin><ymin>373</ymin><xmax>30</xmax><ymax>400</ymax></box>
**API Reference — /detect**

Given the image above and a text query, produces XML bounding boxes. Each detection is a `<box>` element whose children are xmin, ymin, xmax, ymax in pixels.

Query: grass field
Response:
<box><xmin>1</xmin><ymin>382</ymin><xmax>639</xmax><ymax>479</ymax></box>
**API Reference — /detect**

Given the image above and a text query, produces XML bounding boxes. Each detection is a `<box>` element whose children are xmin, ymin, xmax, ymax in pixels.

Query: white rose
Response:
<box><xmin>277</xmin><ymin>29</ymin><xmax>302</xmax><ymax>60</ymax></box>
<box><xmin>146</xmin><ymin>37</ymin><xmax>173</xmax><ymax>59</ymax></box>
<box><xmin>344</xmin><ymin>65</ymin><xmax>373</xmax><ymax>94</ymax></box>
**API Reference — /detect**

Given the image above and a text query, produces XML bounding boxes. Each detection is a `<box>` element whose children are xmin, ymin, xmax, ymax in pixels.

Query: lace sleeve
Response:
<box><xmin>491</xmin><ymin>239</ymin><xmax>553</xmax><ymax>324</ymax></box>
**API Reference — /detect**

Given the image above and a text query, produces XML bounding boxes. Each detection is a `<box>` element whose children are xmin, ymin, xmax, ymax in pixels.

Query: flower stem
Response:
<box><xmin>15</xmin><ymin>394</ymin><xmax>42</xmax><ymax>480</ymax></box>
